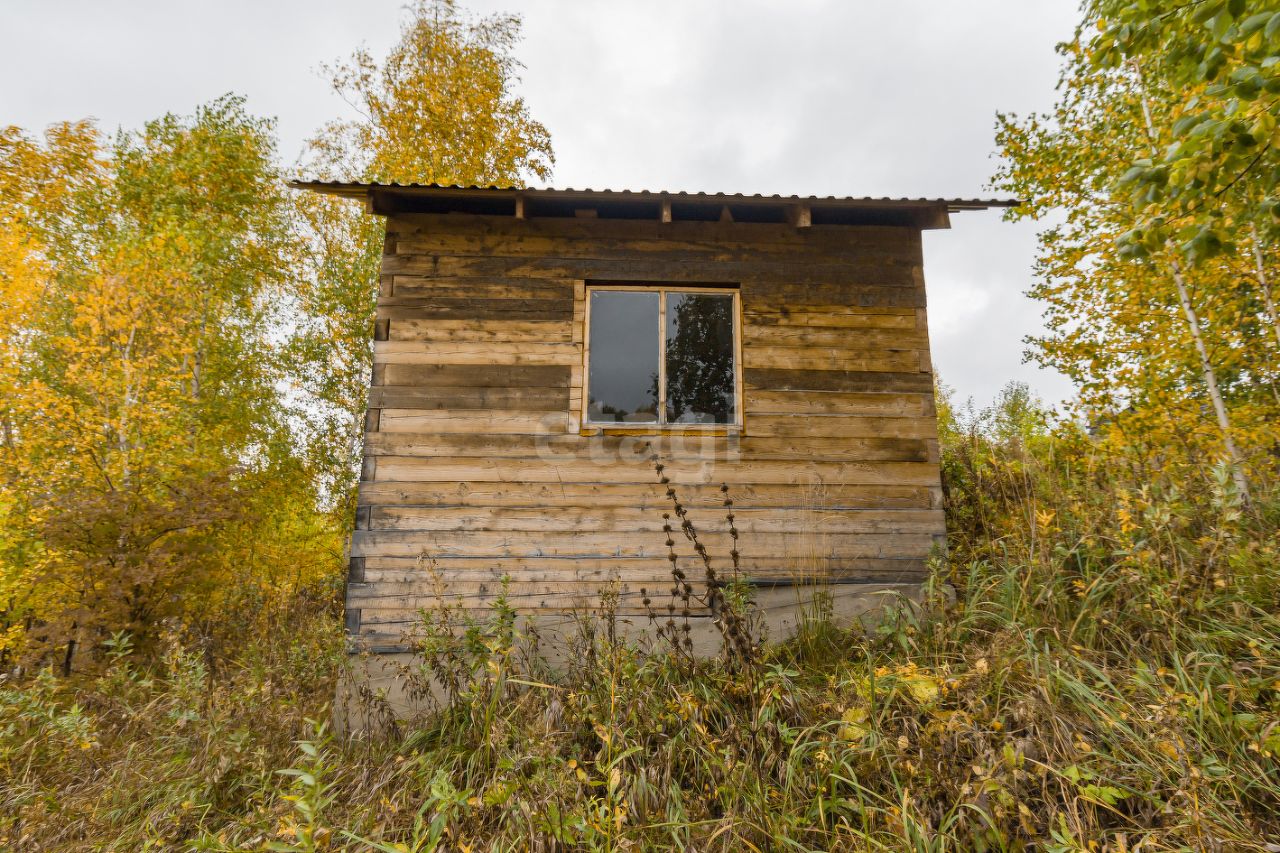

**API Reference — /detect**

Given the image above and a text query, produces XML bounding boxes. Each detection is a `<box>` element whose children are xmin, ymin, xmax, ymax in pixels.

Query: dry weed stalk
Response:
<box><xmin>640</xmin><ymin>458</ymin><xmax>757</xmax><ymax>671</ymax></box>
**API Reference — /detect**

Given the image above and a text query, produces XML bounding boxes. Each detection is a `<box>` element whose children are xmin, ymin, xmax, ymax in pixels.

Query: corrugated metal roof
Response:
<box><xmin>288</xmin><ymin>180</ymin><xmax>1018</xmax><ymax>213</ymax></box>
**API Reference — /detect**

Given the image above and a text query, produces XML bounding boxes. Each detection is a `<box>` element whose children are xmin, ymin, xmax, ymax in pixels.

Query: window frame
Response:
<box><xmin>581</xmin><ymin>283</ymin><xmax>743</xmax><ymax>434</ymax></box>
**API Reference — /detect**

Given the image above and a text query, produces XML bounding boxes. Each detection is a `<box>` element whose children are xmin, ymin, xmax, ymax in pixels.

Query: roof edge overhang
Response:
<box><xmin>288</xmin><ymin>181</ymin><xmax>1019</xmax><ymax>230</ymax></box>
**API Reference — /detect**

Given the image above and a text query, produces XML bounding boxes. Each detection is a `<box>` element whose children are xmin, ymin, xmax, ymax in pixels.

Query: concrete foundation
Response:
<box><xmin>335</xmin><ymin>581</ymin><xmax>922</xmax><ymax>733</ymax></box>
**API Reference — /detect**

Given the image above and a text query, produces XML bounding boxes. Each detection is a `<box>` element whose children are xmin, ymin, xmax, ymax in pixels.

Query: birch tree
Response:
<box><xmin>994</xmin><ymin>26</ymin><xmax>1278</xmax><ymax>495</ymax></box>
<box><xmin>287</xmin><ymin>0</ymin><xmax>555</xmax><ymax>508</ymax></box>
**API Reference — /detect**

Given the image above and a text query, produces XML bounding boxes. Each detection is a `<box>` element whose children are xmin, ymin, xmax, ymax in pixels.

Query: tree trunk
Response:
<box><xmin>61</xmin><ymin>627</ymin><xmax>77</xmax><ymax>677</ymax></box>
<box><xmin>1167</xmin><ymin>257</ymin><xmax>1252</xmax><ymax>503</ymax></box>
<box><xmin>1249</xmin><ymin>223</ymin><xmax>1280</xmax><ymax>353</ymax></box>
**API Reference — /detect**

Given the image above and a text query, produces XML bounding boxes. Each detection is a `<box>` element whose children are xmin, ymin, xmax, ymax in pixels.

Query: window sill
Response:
<box><xmin>579</xmin><ymin>424</ymin><xmax>742</xmax><ymax>437</ymax></box>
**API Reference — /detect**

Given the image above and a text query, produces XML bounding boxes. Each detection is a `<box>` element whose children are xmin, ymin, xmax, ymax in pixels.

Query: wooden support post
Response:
<box><xmin>660</xmin><ymin>199</ymin><xmax>672</xmax><ymax>223</ymax></box>
<box><xmin>788</xmin><ymin>203</ymin><xmax>812</xmax><ymax>228</ymax></box>
<box><xmin>368</xmin><ymin>190</ymin><xmax>395</xmax><ymax>216</ymax></box>
<box><xmin>514</xmin><ymin>194</ymin><xmax>525</xmax><ymax>220</ymax></box>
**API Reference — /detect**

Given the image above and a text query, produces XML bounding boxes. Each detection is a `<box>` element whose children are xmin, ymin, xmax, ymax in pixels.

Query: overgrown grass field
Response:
<box><xmin>2</xmin><ymin>390</ymin><xmax>1278</xmax><ymax>851</ymax></box>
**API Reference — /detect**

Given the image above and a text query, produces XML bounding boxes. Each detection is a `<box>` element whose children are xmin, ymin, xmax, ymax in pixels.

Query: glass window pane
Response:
<box><xmin>587</xmin><ymin>290</ymin><xmax>660</xmax><ymax>423</ymax></box>
<box><xmin>665</xmin><ymin>292</ymin><xmax>736</xmax><ymax>424</ymax></box>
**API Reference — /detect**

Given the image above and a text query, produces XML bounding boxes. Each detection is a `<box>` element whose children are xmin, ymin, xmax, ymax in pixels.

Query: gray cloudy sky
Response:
<box><xmin>2</xmin><ymin>0</ymin><xmax>1080</xmax><ymax>406</ymax></box>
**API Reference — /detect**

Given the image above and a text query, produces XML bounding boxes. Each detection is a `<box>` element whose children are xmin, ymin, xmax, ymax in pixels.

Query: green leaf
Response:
<box><xmin>1119</xmin><ymin>165</ymin><xmax>1146</xmax><ymax>185</ymax></box>
<box><xmin>1266</xmin><ymin>11</ymin><xmax>1280</xmax><ymax>40</ymax></box>
<box><xmin>1080</xmin><ymin>783</ymin><xmax>1127</xmax><ymax>806</ymax></box>
<box><xmin>1241</xmin><ymin>11</ymin><xmax>1272</xmax><ymax>35</ymax></box>
<box><xmin>1192</xmin><ymin>1</ymin><xmax>1226</xmax><ymax>24</ymax></box>
<box><xmin>1172</xmin><ymin>114</ymin><xmax>1203</xmax><ymax>136</ymax></box>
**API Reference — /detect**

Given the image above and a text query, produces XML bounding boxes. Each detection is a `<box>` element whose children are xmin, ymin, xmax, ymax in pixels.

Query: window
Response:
<box><xmin>585</xmin><ymin>285</ymin><xmax>740</xmax><ymax>427</ymax></box>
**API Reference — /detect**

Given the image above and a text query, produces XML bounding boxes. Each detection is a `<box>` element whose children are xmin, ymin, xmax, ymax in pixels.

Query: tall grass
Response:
<box><xmin>2</xmin><ymin>385</ymin><xmax>1278</xmax><ymax>851</ymax></box>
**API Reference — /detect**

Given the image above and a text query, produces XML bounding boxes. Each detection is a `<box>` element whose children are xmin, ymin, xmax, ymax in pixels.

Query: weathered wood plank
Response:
<box><xmin>356</xmin><ymin>481</ymin><xmax>940</xmax><ymax>510</ymax></box>
<box><xmin>743</xmin><ymin>325</ymin><xmax>931</xmax><ymax>349</ymax></box>
<box><xmin>357</xmin><ymin>555</ymin><xmax>926</xmax><ymax>583</ymax></box>
<box><xmin>380</xmin><ymin>364</ymin><xmax>571</xmax><ymax>389</ymax></box>
<box><xmin>378</xmin><ymin>410</ymin><xmax>572</xmax><ymax>434</ymax></box>
<box><xmin>741</xmin><ymin>347</ymin><xmax>924</xmax><ymax>373</ymax></box>
<box><xmin>378</xmin><ymin>298</ymin><xmax>573</xmax><ymax>322</ymax></box>
<box><xmin>744</xmin><ymin>390</ymin><xmax>935</xmax><ymax>417</ymax></box>
<box><xmin>387</xmin><ymin>319</ymin><xmax>572</xmax><ymax>343</ymax></box>
<box><xmin>363</xmin><ymin>431</ymin><xmax>933</xmax><ymax>463</ymax></box>
<box><xmin>383</xmin><ymin>255</ymin><xmax>920</xmax><ymax>295</ymax></box>
<box><xmin>350</xmin><ymin>529</ymin><xmax>940</xmax><ymax>559</ymax></box>
<box><xmin>742</xmin><ymin>436</ymin><xmax>936</xmax><ymax>462</ymax></box>
<box><xmin>365</xmin><ymin>431</ymin><xmax>733</xmax><ymax>460</ymax></box>
<box><xmin>386</xmin><ymin>213</ymin><xmax>921</xmax><ymax>253</ymax></box>
<box><xmin>371</xmin><ymin>456</ymin><xmax>941</xmax><ymax>486</ymax></box>
<box><xmin>391</xmin><ymin>276</ymin><xmax>574</xmax><ymax>300</ymax></box>
<box><xmin>742</xmin><ymin>308</ymin><xmax>917</xmax><ymax>328</ymax></box>
<box><xmin>349</xmin><ymin>571</ymin><xmax>926</xmax><ymax>610</ymax></box>
<box><xmin>369</xmin><ymin>386</ymin><xmax>568</xmax><ymax>411</ymax></box>
<box><xmin>369</xmin><ymin>506</ymin><xmax>944</xmax><ymax>534</ymax></box>
<box><xmin>745</xmin><ymin>368</ymin><xmax>933</xmax><ymax>394</ymax></box>
<box><xmin>374</xmin><ymin>340</ymin><xmax>580</xmax><ymax>366</ymax></box>
<box><xmin>746</xmin><ymin>415</ymin><xmax>938</xmax><ymax>439</ymax></box>
<box><xmin>391</xmin><ymin>229</ymin><xmax>919</xmax><ymax>265</ymax></box>
<box><xmin>741</xmin><ymin>282</ymin><xmax>926</xmax><ymax>305</ymax></box>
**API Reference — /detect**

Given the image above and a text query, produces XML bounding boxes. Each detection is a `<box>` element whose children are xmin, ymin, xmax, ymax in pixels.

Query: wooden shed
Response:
<box><xmin>293</xmin><ymin>182</ymin><xmax>1013</xmax><ymax>664</ymax></box>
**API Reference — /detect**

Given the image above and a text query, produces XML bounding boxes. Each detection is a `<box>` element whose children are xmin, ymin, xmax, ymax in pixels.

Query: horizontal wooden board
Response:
<box><xmin>386</xmin><ymin>213</ymin><xmax>921</xmax><ymax>253</ymax></box>
<box><xmin>743</xmin><ymin>325</ymin><xmax>930</xmax><ymax>349</ymax></box>
<box><xmin>387</xmin><ymin>319</ymin><xmax>572</xmax><ymax>343</ymax></box>
<box><xmin>391</xmin><ymin>276</ymin><xmax>574</xmax><ymax>300</ymax></box>
<box><xmin>380</xmin><ymin>363</ymin><xmax>570</xmax><ymax>389</ymax></box>
<box><xmin>378</xmin><ymin>298</ymin><xmax>573</xmax><ymax>323</ymax></box>
<box><xmin>742</xmin><ymin>308</ymin><xmax>917</xmax><ymax>328</ymax></box>
<box><xmin>363</xmin><ymin>431</ymin><xmax>933</xmax><ymax>463</ymax></box>
<box><xmin>741</xmin><ymin>346</ymin><xmax>924</xmax><ymax>373</ymax></box>
<box><xmin>369</xmin><ymin>386</ymin><xmax>568</xmax><ymax>411</ymax></box>
<box><xmin>352</xmin><ymin>577</ymin><xmax>929</xmax><ymax>623</ymax></box>
<box><xmin>356</xmin><ymin>555</ymin><xmax>926</xmax><ymax>584</ymax></box>
<box><xmin>354</xmin><ymin>587</ymin><xmax>925</xmax><ymax>621</ymax></box>
<box><xmin>350</xmin><ymin>529</ymin><xmax>940</xmax><ymax>559</ymax></box>
<box><xmin>745</xmin><ymin>368</ymin><xmax>933</xmax><ymax>394</ymax></box>
<box><xmin>384</xmin><ymin>255</ymin><xmax>920</xmax><ymax>295</ymax></box>
<box><xmin>745</xmin><ymin>390</ymin><xmax>935</xmax><ymax>417</ymax></box>
<box><xmin>349</xmin><ymin>572</ymin><xmax>924</xmax><ymax>610</ymax></box>
<box><xmin>366</xmin><ymin>431</ymin><xmax>731</xmax><ymax>460</ymax></box>
<box><xmin>374</xmin><ymin>340</ymin><xmax>580</xmax><ymax>366</ymax></box>
<box><xmin>743</xmin><ymin>436</ymin><xmax>935</xmax><ymax>462</ymax></box>
<box><xmin>356</xmin><ymin>481</ymin><xmax>941</xmax><ymax>511</ymax></box>
<box><xmin>740</xmin><ymin>281</ymin><xmax>925</xmax><ymax>305</ymax></box>
<box><xmin>391</xmin><ymin>227</ymin><xmax>918</xmax><ymax>265</ymax></box>
<box><xmin>370</xmin><ymin>456</ymin><xmax>941</xmax><ymax>486</ymax></box>
<box><xmin>368</xmin><ymin>506</ymin><xmax>944</xmax><ymax>535</ymax></box>
<box><xmin>745</xmin><ymin>415</ymin><xmax>938</xmax><ymax>439</ymax></box>
<box><xmin>378</xmin><ymin>410</ymin><xmax>572</xmax><ymax>434</ymax></box>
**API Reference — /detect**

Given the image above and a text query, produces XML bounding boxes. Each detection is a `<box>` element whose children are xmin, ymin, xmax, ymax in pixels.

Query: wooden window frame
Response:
<box><xmin>580</xmin><ymin>283</ymin><xmax>743</xmax><ymax>436</ymax></box>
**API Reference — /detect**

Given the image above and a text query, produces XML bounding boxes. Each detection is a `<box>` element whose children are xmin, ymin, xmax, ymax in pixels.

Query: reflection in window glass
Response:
<box><xmin>587</xmin><ymin>290</ymin><xmax>659</xmax><ymax>422</ymax></box>
<box><xmin>665</xmin><ymin>293</ymin><xmax>736</xmax><ymax>424</ymax></box>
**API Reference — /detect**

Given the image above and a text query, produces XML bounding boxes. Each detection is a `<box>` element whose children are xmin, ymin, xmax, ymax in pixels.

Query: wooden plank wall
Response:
<box><xmin>347</xmin><ymin>214</ymin><xmax>945</xmax><ymax>649</ymax></box>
